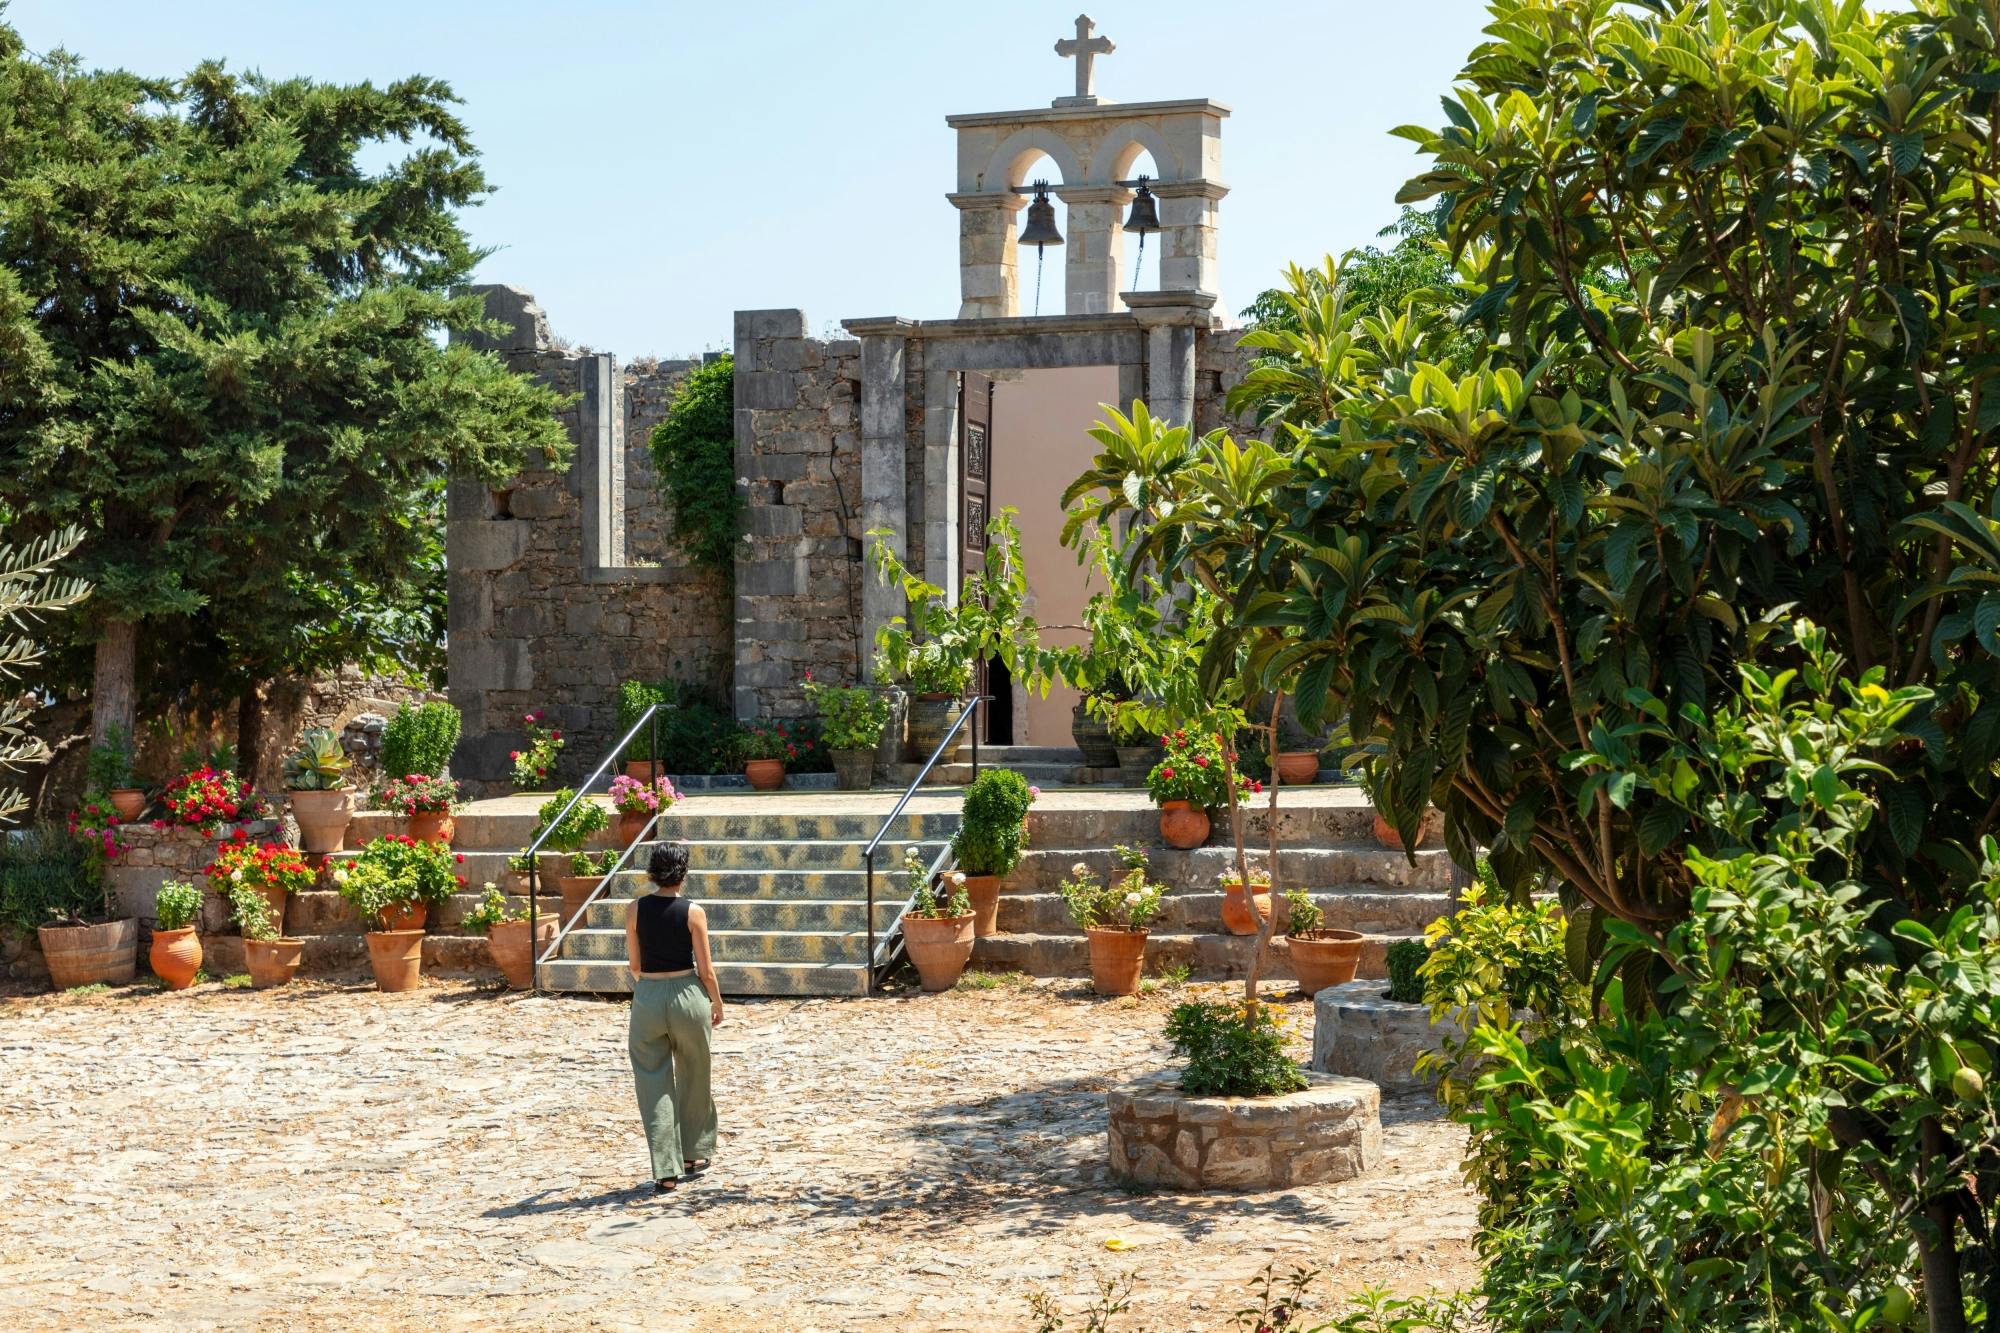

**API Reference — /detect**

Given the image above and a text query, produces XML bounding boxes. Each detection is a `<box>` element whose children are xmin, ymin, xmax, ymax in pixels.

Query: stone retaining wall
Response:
<box><xmin>1107</xmin><ymin>1068</ymin><xmax>1381</xmax><ymax>1190</ymax></box>
<box><xmin>1310</xmin><ymin>979</ymin><xmax>1453</xmax><ymax>1095</ymax></box>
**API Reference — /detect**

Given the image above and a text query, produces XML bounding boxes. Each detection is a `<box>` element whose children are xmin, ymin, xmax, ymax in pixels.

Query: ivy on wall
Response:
<box><xmin>648</xmin><ymin>355</ymin><xmax>740</xmax><ymax>574</ymax></box>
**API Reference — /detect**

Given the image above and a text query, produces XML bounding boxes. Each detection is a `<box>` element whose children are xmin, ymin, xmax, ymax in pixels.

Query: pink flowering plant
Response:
<box><xmin>509</xmin><ymin>710</ymin><xmax>563</xmax><ymax>789</ymax></box>
<box><xmin>1145</xmin><ymin>728</ymin><xmax>1255</xmax><ymax>809</ymax></box>
<box><xmin>608</xmin><ymin>773</ymin><xmax>680</xmax><ymax>817</ymax></box>
<box><xmin>67</xmin><ymin>792</ymin><xmax>127</xmax><ymax>863</ymax></box>
<box><xmin>376</xmin><ymin>772</ymin><xmax>461</xmax><ymax>816</ymax></box>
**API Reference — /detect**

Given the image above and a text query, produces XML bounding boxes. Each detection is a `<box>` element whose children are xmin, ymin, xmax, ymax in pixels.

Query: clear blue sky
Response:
<box><xmin>6</xmin><ymin>0</ymin><xmax>1494</xmax><ymax>359</ymax></box>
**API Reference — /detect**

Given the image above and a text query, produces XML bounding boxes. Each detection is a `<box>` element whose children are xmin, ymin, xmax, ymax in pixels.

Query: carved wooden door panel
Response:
<box><xmin>960</xmin><ymin>372</ymin><xmax>993</xmax><ymax>742</ymax></box>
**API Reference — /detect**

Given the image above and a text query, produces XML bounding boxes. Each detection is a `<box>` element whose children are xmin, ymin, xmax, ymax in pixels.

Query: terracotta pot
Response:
<box><xmin>906</xmin><ymin>694</ymin><xmax>964</xmax><ymax>762</ymax></box>
<box><xmin>624</xmin><ymin>760</ymin><xmax>663</xmax><ymax>783</ymax></box>
<box><xmin>109</xmin><ymin>788</ymin><xmax>147</xmax><ymax>822</ymax></box>
<box><xmin>251</xmin><ymin>886</ymin><xmax>288</xmax><ymax>937</ymax></box>
<box><xmin>902</xmin><ymin>912</ymin><xmax>975</xmax><ymax>991</ymax></box>
<box><xmin>244</xmin><ymin>937</ymin><xmax>303</xmax><ymax>989</ymax></box>
<box><xmin>378</xmin><ymin>900</ymin><xmax>427</xmax><ymax>933</ymax></box>
<box><xmin>288</xmin><ymin>788</ymin><xmax>354</xmax><ymax>854</ymax></box>
<box><xmin>1158</xmin><ymin>800</ymin><xmax>1211</xmax><ymax>850</ymax></box>
<box><xmin>615</xmin><ymin>810</ymin><xmax>650</xmax><ymax>848</ymax></box>
<box><xmin>407</xmin><ymin>811</ymin><xmax>455</xmax><ymax>845</ymax></box>
<box><xmin>1219</xmin><ymin>879</ymin><xmax>1272</xmax><ymax>935</ymax></box>
<box><xmin>961</xmin><ymin>873</ymin><xmax>1001</xmax><ymax>937</ymax></box>
<box><xmin>1372</xmin><ymin>808</ymin><xmax>1444</xmax><ymax>849</ymax></box>
<box><xmin>38</xmin><ymin>919</ymin><xmax>138</xmax><ymax>990</ymax></box>
<box><xmin>744</xmin><ymin>759</ymin><xmax>785</xmax><ymax>791</ymax></box>
<box><xmin>1290</xmin><ymin>929</ymin><xmax>1365</xmax><ymax>994</ymax></box>
<box><xmin>487</xmin><ymin>917</ymin><xmax>558</xmax><ymax>990</ymax></box>
<box><xmin>148</xmin><ymin>926</ymin><xmax>202</xmax><ymax>990</ymax></box>
<box><xmin>364</xmin><ymin>929</ymin><xmax>425</xmax><ymax>992</ymax></box>
<box><xmin>1071</xmin><ymin>704</ymin><xmax>1120</xmax><ymax>769</ymax></box>
<box><xmin>1274</xmin><ymin>752</ymin><xmax>1321</xmax><ymax>786</ymax></box>
<box><xmin>830</xmin><ymin>748</ymin><xmax>875</xmax><ymax>791</ymax></box>
<box><xmin>1086</xmin><ymin>927</ymin><xmax>1148</xmax><ymax>997</ymax></box>
<box><xmin>558</xmin><ymin>875</ymin><xmax>604</xmax><ymax>928</ymax></box>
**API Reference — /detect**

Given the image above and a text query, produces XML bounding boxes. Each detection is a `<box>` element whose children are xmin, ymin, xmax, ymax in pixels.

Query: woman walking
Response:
<box><xmin>625</xmin><ymin>842</ymin><xmax>722</xmax><ymax>1194</ymax></box>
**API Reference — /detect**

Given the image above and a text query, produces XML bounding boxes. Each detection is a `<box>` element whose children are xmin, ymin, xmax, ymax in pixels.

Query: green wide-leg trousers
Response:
<box><xmin>628</xmin><ymin>974</ymin><xmax>716</xmax><ymax>1181</ymax></box>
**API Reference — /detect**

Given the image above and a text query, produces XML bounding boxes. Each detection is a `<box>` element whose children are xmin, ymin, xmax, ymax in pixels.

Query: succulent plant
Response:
<box><xmin>282</xmin><ymin>727</ymin><xmax>350</xmax><ymax>791</ymax></box>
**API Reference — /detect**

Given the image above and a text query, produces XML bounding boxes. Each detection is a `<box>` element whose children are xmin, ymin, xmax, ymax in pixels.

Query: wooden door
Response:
<box><xmin>960</xmin><ymin>372</ymin><xmax>993</xmax><ymax>742</ymax></box>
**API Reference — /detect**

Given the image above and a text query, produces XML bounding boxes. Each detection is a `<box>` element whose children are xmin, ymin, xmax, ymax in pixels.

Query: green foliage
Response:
<box><xmin>281</xmin><ymin>727</ymin><xmax>350</xmax><ymax>791</ymax></box>
<box><xmin>220</xmin><ymin>972</ymin><xmax>252</xmax><ymax>990</ymax></box>
<box><xmin>533</xmin><ymin>790</ymin><xmax>607</xmax><ymax>854</ymax></box>
<box><xmin>1282</xmin><ymin>888</ymin><xmax>1323</xmax><ymax>938</ymax></box>
<box><xmin>1057</xmin><ymin>846</ymin><xmax>1163</xmax><ymax>932</ymax></box>
<box><xmin>1165</xmin><ymin>998</ymin><xmax>1307</xmax><ymax>1099</ymax></box>
<box><xmin>567</xmin><ymin>849</ymin><xmax>618</xmax><ymax>877</ymax></box>
<box><xmin>226</xmin><ymin>883</ymin><xmax>279</xmax><ymax>942</ymax></box>
<box><xmin>0</xmin><ymin>34</ymin><xmax>572</xmax><ymax>709</ymax></box>
<box><xmin>1145</xmin><ymin>726</ymin><xmax>1252</xmax><ymax>808</ymax></box>
<box><xmin>618</xmin><ymin>677</ymin><xmax>737</xmax><ymax>773</ymax></box>
<box><xmin>0</xmin><ymin>525</ymin><xmax>87</xmax><ymax>821</ymax></box>
<box><xmin>870</xmin><ymin>507</ymin><xmax>1039</xmax><ymax>696</ymax></box>
<box><xmin>336</xmin><ymin>834</ymin><xmax>461</xmax><ymax>921</ymax></box>
<box><xmin>950</xmin><ymin>768</ymin><xmax>1033</xmax><ymax>876</ymax></box>
<box><xmin>460</xmin><ymin>884</ymin><xmax>523</xmax><ymax>934</ymax></box>
<box><xmin>1230</xmin><ymin>1267</ymin><xmax>1476</xmax><ymax>1333</ymax></box>
<box><xmin>85</xmin><ymin>723</ymin><xmax>137</xmax><ymax>792</ymax></box>
<box><xmin>904</xmin><ymin>847</ymin><xmax>970</xmax><ymax>920</ymax></box>
<box><xmin>647</xmin><ymin>355</ymin><xmax>740</xmax><ymax>573</ymax></box>
<box><xmin>0</xmin><ymin>823</ymin><xmax>98</xmax><ymax>935</ymax></box>
<box><xmin>1239</xmin><ymin>207</ymin><xmax>1453</xmax><ymax>335</ymax></box>
<box><xmin>153</xmin><ymin>879</ymin><xmax>201</xmax><ymax>933</ymax></box>
<box><xmin>801</xmin><ymin>677</ymin><xmax>890</xmax><ymax>751</ymax></box>
<box><xmin>380</xmin><ymin>702</ymin><xmax>460</xmax><ymax>780</ymax></box>
<box><xmin>1383</xmin><ymin>937</ymin><xmax>1429</xmax><ymax>1005</ymax></box>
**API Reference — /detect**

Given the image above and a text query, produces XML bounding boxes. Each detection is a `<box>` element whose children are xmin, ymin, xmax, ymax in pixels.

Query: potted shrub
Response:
<box><xmin>559</xmin><ymin>849</ymin><xmax>621</xmax><ymax>928</ymax></box>
<box><xmin>333</xmin><ymin>845</ymin><xmax>442</xmax><ymax>992</ymax></box>
<box><xmin>1165</xmin><ymin>998</ymin><xmax>1308</xmax><ymax>1095</ymax></box>
<box><xmin>283</xmin><ymin>727</ymin><xmax>354</xmax><ymax>853</ymax></box>
<box><xmin>1217</xmin><ymin>864</ymin><xmax>1273</xmax><ymax>936</ymax></box>
<box><xmin>88</xmin><ymin>724</ymin><xmax>146</xmax><ymax>822</ymax></box>
<box><xmin>228</xmin><ymin>882</ymin><xmax>302</xmax><ymax>989</ymax></box>
<box><xmin>336</xmin><ymin>834</ymin><xmax>464</xmax><ymax>932</ymax></box>
<box><xmin>1058</xmin><ymin>846</ymin><xmax>1165</xmax><ymax>997</ymax></box>
<box><xmin>1282</xmin><ymin>888</ymin><xmax>1363</xmax><ymax>994</ymax></box>
<box><xmin>148</xmin><ymin>878</ymin><xmax>203</xmax><ymax>990</ymax></box>
<box><xmin>380</xmin><ymin>701</ymin><xmax>461</xmax><ymax>780</ymax></box>
<box><xmin>378</xmin><ymin>772</ymin><xmax>461</xmax><ymax>844</ymax></box>
<box><xmin>463</xmin><ymin>883</ymin><xmax>556</xmax><ymax>990</ymax></box>
<box><xmin>949</xmin><ymin>768</ymin><xmax>1034</xmax><ymax>937</ymax></box>
<box><xmin>532</xmin><ymin>787</ymin><xmax>609</xmax><ymax>889</ymax></box>
<box><xmin>204</xmin><ymin>839</ymin><xmax>315</xmax><ymax>940</ymax></box>
<box><xmin>617</xmin><ymin>678</ymin><xmax>669</xmax><ymax>781</ymax></box>
<box><xmin>898</xmin><ymin>848</ymin><xmax>974</xmax><ymax>991</ymax></box>
<box><xmin>734</xmin><ymin>724</ymin><xmax>794</xmax><ymax>791</ymax></box>
<box><xmin>36</xmin><ymin>820</ymin><xmax>137</xmax><ymax>989</ymax></box>
<box><xmin>1146</xmin><ymin>728</ymin><xmax>1255</xmax><ymax>849</ymax></box>
<box><xmin>608</xmin><ymin>774</ymin><xmax>680</xmax><ymax>847</ymax></box>
<box><xmin>803</xmin><ymin>674</ymin><xmax>892</xmax><ymax>790</ymax></box>
<box><xmin>509</xmin><ymin>709</ymin><xmax>564</xmax><ymax>790</ymax></box>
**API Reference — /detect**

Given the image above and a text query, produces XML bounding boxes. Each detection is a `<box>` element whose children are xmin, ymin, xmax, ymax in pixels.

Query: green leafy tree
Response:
<box><xmin>0</xmin><ymin>525</ymin><xmax>87</xmax><ymax>822</ymax></box>
<box><xmin>0</xmin><ymin>25</ymin><xmax>571</xmax><ymax>766</ymax></box>
<box><xmin>648</xmin><ymin>355</ymin><xmax>739</xmax><ymax>574</ymax></box>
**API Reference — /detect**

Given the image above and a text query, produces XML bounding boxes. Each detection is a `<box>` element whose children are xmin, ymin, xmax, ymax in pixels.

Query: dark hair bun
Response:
<box><xmin>647</xmin><ymin>841</ymin><xmax>690</xmax><ymax>887</ymax></box>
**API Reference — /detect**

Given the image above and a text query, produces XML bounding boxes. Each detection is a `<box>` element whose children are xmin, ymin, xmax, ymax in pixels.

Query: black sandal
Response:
<box><xmin>682</xmin><ymin>1159</ymin><xmax>710</xmax><ymax>1177</ymax></box>
<box><xmin>653</xmin><ymin>1177</ymin><xmax>678</xmax><ymax>1194</ymax></box>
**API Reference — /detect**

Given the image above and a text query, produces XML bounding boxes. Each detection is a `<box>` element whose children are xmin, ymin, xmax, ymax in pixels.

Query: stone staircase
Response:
<box><xmin>972</xmin><ymin>798</ymin><xmax>1454</xmax><ymax>983</ymax></box>
<box><xmin>533</xmin><ymin>809</ymin><xmax>957</xmax><ymax>997</ymax></box>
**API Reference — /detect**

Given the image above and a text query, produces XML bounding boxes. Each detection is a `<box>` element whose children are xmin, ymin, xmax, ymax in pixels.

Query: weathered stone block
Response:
<box><xmin>734</xmin><ymin>309</ymin><xmax>807</xmax><ymax>343</ymax></box>
<box><xmin>738</xmin><ymin>372</ymin><xmax>800</xmax><ymax>410</ymax></box>
<box><xmin>1107</xmin><ymin>1070</ymin><xmax>1381</xmax><ymax>1192</ymax></box>
<box><xmin>448</xmin><ymin>519</ymin><xmax>533</xmax><ymax>572</ymax></box>
<box><xmin>748</xmin><ymin>506</ymin><xmax>804</xmax><ymax>538</ymax></box>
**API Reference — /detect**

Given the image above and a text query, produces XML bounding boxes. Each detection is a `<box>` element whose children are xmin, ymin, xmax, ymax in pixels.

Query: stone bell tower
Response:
<box><xmin>945</xmin><ymin>15</ymin><xmax>1229</xmax><ymax>319</ymax></box>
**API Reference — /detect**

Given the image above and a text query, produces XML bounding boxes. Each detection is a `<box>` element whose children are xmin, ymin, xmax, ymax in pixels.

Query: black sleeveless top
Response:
<box><xmin>636</xmin><ymin>893</ymin><xmax>695</xmax><ymax>973</ymax></box>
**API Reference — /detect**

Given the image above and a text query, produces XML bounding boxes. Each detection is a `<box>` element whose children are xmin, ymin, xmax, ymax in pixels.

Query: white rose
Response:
<box><xmin>949</xmin><ymin>872</ymin><xmax>966</xmax><ymax>887</ymax></box>
<box><xmin>333</xmin><ymin>868</ymin><xmax>348</xmax><ymax>884</ymax></box>
<box><xmin>1071</xmin><ymin>862</ymin><xmax>1091</xmax><ymax>878</ymax></box>
<box><xmin>1124</xmin><ymin>891</ymin><xmax>1142</xmax><ymax>906</ymax></box>
<box><xmin>230</xmin><ymin>868</ymin><xmax>244</xmax><ymax>882</ymax></box>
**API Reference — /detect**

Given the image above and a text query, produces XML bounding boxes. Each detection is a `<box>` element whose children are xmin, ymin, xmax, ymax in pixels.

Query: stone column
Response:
<box><xmin>950</xmin><ymin>192</ymin><xmax>1024</xmax><ymax>319</ymax></box>
<box><xmin>575</xmin><ymin>352</ymin><xmax>623</xmax><ymax>571</ymax></box>
<box><xmin>1125</xmin><ymin>292</ymin><xmax>1219</xmax><ymax>430</ymax></box>
<box><xmin>856</xmin><ymin>323</ymin><xmax>914</xmax><ymax>674</ymax></box>
<box><xmin>1056</xmin><ymin>186</ymin><xmax>1129</xmax><ymax>316</ymax></box>
<box><xmin>1153</xmin><ymin>180</ymin><xmax>1229</xmax><ymax>303</ymax></box>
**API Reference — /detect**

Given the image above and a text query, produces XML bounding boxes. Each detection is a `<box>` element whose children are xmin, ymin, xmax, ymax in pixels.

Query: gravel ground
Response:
<box><xmin>0</xmin><ymin>974</ymin><xmax>1476</xmax><ymax>1331</ymax></box>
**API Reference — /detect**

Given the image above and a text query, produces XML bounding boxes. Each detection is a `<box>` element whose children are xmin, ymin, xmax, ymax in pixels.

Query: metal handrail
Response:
<box><xmin>862</xmin><ymin>694</ymin><xmax>988</xmax><ymax>995</ymax></box>
<box><xmin>533</xmin><ymin>805</ymin><xmax>666</xmax><ymax>971</ymax></box>
<box><xmin>525</xmin><ymin>704</ymin><xmax>662</xmax><ymax>992</ymax></box>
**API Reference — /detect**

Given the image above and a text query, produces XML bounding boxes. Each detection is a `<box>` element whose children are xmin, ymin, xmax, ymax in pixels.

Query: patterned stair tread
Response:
<box><xmin>536</xmin><ymin>957</ymin><xmax>870</xmax><ymax>997</ymax></box>
<box><xmin>582</xmin><ymin>897</ymin><xmax>904</xmax><ymax>931</ymax></box>
<box><xmin>552</xmin><ymin>926</ymin><xmax>871</xmax><ymax>965</ymax></box>
<box><xmin>967</xmin><ymin>929</ymin><xmax>1423</xmax><ymax>982</ymax></box>
<box><xmin>664</xmin><ymin>839</ymin><xmax>949</xmax><ymax>872</ymax></box>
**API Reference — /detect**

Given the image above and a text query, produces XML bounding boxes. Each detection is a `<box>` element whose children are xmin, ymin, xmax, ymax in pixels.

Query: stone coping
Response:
<box><xmin>1107</xmin><ymin>1068</ymin><xmax>1381</xmax><ymax>1191</ymax></box>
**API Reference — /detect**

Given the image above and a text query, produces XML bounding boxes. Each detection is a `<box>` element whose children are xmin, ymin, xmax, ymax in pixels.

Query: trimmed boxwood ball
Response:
<box><xmin>1383</xmin><ymin>937</ymin><xmax>1429</xmax><ymax>1005</ymax></box>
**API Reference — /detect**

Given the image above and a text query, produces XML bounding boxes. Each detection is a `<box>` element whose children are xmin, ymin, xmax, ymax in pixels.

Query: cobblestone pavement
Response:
<box><xmin>0</xmin><ymin>975</ymin><xmax>1476</xmax><ymax>1331</ymax></box>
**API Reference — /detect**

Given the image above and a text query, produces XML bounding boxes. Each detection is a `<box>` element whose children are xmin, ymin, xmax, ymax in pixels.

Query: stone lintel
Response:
<box><xmin>946</xmin><ymin>191</ymin><xmax>1027</xmax><ymax>213</ymax></box>
<box><xmin>1149</xmin><ymin>178</ymin><xmax>1231</xmax><ymax>203</ymax></box>
<box><xmin>1052</xmin><ymin>184</ymin><xmax>1133</xmax><ymax>206</ymax></box>
<box><xmin>1122</xmin><ymin>290</ymin><xmax>1219</xmax><ymax>327</ymax></box>
<box><xmin>841</xmin><ymin>317</ymin><xmax>920</xmax><ymax>338</ymax></box>
<box><xmin>946</xmin><ymin>97</ymin><xmax>1232</xmax><ymax>128</ymax></box>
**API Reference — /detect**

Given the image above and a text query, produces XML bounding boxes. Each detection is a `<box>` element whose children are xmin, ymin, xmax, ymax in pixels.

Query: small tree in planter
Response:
<box><xmin>87</xmin><ymin>724</ymin><xmax>145</xmax><ymax>822</ymax></box>
<box><xmin>1164</xmin><ymin>998</ymin><xmax>1307</xmax><ymax>1097</ymax></box>
<box><xmin>1058</xmin><ymin>846</ymin><xmax>1166</xmax><ymax>997</ymax></box>
<box><xmin>899</xmin><ymin>847</ymin><xmax>974</xmax><ymax>992</ymax></box>
<box><xmin>148</xmin><ymin>878</ymin><xmax>203</xmax><ymax>989</ymax></box>
<box><xmin>509</xmin><ymin>709</ymin><xmax>563</xmax><ymax>790</ymax></box>
<box><xmin>376</xmin><ymin>773</ymin><xmax>461</xmax><ymax>845</ymax></box>
<box><xmin>462</xmin><ymin>883</ymin><xmax>551</xmax><ymax>990</ymax></box>
<box><xmin>802</xmin><ymin>675</ymin><xmax>892</xmax><ymax>789</ymax></box>
<box><xmin>949</xmin><ymin>768</ymin><xmax>1035</xmax><ymax>936</ymax></box>
<box><xmin>607</xmin><ymin>774</ymin><xmax>679</xmax><ymax>848</ymax></box>
<box><xmin>282</xmin><ymin>727</ymin><xmax>353</xmax><ymax>854</ymax></box>
<box><xmin>1281</xmin><ymin>888</ymin><xmax>1362</xmax><ymax>996</ymax></box>
<box><xmin>227</xmin><ymin>881</ymin><xmax>301</xmax><ymax>990</ymax></box>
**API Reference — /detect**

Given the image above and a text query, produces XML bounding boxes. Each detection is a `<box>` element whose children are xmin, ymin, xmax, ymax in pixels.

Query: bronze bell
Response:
<box><xmin>1018</xmin><ymin>182</ymin><xmax>1064</xmax><ymax>248</ymax></box>
<box><xmin>1123</xmin><ymin>177</ymin><xmax>1160</xmax><ymax>234</ymax></box>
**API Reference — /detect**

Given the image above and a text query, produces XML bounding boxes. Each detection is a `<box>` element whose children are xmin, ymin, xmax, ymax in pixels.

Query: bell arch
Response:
<box><xmin>980</xmin><ymin>127</ymin><xmax>1086</xmax><ymax>192</ymax></box>
<box><xmin>1088</xmin><ymin>122</ymin><xmax>1182</xmax><ymax>185</ymax></box>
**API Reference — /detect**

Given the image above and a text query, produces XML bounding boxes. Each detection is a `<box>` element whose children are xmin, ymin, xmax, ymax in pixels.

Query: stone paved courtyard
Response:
<box><xmin>0</xmin><ymin>976</ymin><xmax>1474</xmax><ymax>1331</ymax></box>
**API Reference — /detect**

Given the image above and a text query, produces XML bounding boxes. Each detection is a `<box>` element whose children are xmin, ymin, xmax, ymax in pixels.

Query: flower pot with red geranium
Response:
<box><xmin>509</xmin><ymin>710</ymin><xmax>564</xmax><ymax>791</ymax></box>
<box><xmin>1058</xmin><ymin>847</ymin><xmax>1166</xmax><ymax>997</ymax></box>
<box><xmin>608</xmin><ymin>774</ymin><xmax>680</xmax><ymax>847</ymax></box>
<box><xmin>734</xmin><ymin>723</ymin><xmax>794</xmax><ymax>791</ymax></box>
<box><xmin>898</xmin><ymin>848</ymin><xmax>975</xmax><ymax>991</ymax></box>
<box><xmin>205</xmin><ymin>838</ymin><xmax>317</xmax><ymax>941</ymax></box>
<box><xmin>335</xmin><ymin>835</ymin><xmax>466</xmax><ymax>935</ymax></box>
<box><xmin>376</xmin><ymin>773</ymin><xmax>462</xmax><ymax>844</ymax></box>
<box><xmin>1145</xmin><ymin>728</ymin><xmax>1256</xmax><ymax>850</ymax></box>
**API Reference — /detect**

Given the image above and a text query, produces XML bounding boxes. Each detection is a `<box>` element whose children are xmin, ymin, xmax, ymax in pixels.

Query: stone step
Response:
<box><xmin>535</xmin><ymin>957</ymin><xmax>870</xmax><ymax>997</ymax></box>
<box><xmin>933</xmin><ymin>762</ymin><xmax>1080</xmax><ymax>787</ymax></box>
<box><xmin>578</xmin><ymin>877</ymin><xmax>911</xmax><ymax>922</ymax></box>
<box><xmin>1004</xmin><ymin>845</ymin><xmax>1455</xmax><ymax>892</ymax></box>
<box><xmin>1022</xmin><ymin>803</ymin><xmax>1384</xmax><ymax>848</ymax></box>
<box><xmin>556</xmin><ymin>926</ymin><xmax>869</xmax><ymax>966</ymax></box>
<box><xmin>359</xmin><ymin>804</ymin><xmax>960</xmax><ymax>852</ymax></box>
<box><xmin>995</xmin><ymin>889</ymin><xmax>1453</xmax><ymax>936</ymax></box>
<box><xmin>197</xmin><ymin>931</ymin><xmax>496</xmax><ymax>977</ymax></box>
<box><xmin>952</xmin><ymin>745</ymin><xmax>1085</xmax><ymax>765</ymax></box>
<box><xmin>664</xmin><ymin>839</ymin><xmax>949</xmax><ymax>873</ymax></box>
<box><xmin>968</xmin><ymin>929</ymin><xmax>1419</xmax><ymax>983</ymax></box>
<box><xmin>285</xmin><ymin>890</ymin><xmax>562</xmax><ymax>936</ymax></box>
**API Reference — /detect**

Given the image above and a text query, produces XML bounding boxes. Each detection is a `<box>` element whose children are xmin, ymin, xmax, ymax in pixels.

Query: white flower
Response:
<box><xmin>949</xmin><ymin>872</ymin><xmax>966</xmax><ymax>887</ymax></box>
<box><xmin>230</xmin><ymin>868</ymin><xmax>244</xmax><ymax>882</ymax></box>
<box><xmin>1071</xmin><ymin>861</ymin><xmax>1091</xmax><ymax>878</ymax></box>
<box><xmin>1123</xmin><ymin>891</ymin><xmax>1142</xmax><ymax>906</ymax></box>
<box><xmin>333</xmin><ymin>868</ymin><xmax>348</xmax><ymax>884</ymax></box>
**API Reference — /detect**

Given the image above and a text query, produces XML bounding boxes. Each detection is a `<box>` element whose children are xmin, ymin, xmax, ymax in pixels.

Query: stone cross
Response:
<box><xmin>1054</xmin><ymin>14</ymin><xmax>1114</xmax><ymax>106</ymax></box>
